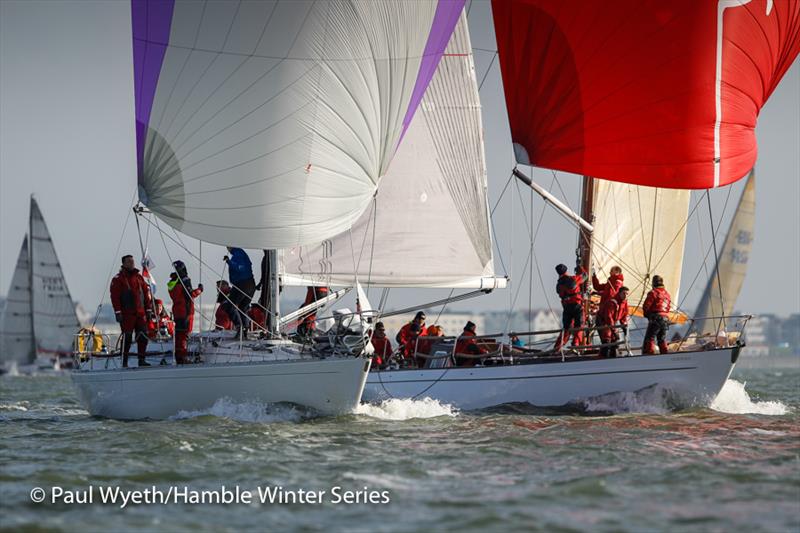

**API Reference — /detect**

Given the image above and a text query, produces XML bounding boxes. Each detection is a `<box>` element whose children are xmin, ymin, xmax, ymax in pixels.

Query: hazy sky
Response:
<box><xmin>1</xmin><ymin>1</ymin><xmax>798</xmax><ymax>318</ymax></box>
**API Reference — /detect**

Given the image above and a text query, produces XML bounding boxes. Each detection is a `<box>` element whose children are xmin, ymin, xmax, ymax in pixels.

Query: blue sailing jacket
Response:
<box><xmin>227</xmin><ymin>248</ymin><xmax>254</xmax><ymax>284</ymax></box>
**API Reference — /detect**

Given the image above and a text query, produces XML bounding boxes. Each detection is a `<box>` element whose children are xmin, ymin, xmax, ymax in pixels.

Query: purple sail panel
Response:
<box><xmin>398</xmin><ymin>0</ymin><xmax>465</xmax><ymax>144</ymax></box>
<box><xmin>131</xmin><ymin>0</ymin><xmax>175</xmax><ymax>180</ymax></box>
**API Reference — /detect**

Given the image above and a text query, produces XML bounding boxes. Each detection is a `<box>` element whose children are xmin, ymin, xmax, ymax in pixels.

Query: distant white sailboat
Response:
<box><xmin>0</xmin><ymin>197</ymin><xmax>81</xmax><ymax>373</ymax></box>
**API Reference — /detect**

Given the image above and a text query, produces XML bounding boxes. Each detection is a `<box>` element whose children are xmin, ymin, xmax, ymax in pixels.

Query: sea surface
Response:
<box><xmin>1</xmin><ymin>364</ymin><xmax>798</xmax><ymax>532</ymax></box>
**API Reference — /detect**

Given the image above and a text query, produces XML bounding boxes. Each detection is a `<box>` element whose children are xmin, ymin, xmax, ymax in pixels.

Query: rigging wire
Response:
<box><xmin>706</xmin><ymin>191</ymin><xmax>727</xmax><ymax>333</ymax></box>
<box><xmin>90</xmin><ymin>189</ymin><xmax>137</xmax><ymax>328</ymax></box>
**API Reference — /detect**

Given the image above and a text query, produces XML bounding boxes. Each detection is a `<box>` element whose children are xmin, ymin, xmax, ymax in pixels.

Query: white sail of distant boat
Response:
<box><xmin>29</xmin><ymin>197</ymin><xmax>82</xmax><ymax>358</ymax></box>
<box><xmin>282</xmin><ymin>12</ymin><xmax>506</xmax><ymax>290</ymax></box>
<box><xmin>0</xmin><ymin>197</ymin><xmax>81</xmax><ymax>371</ymax></box>
<box><xmin>694</xmin><ymin>171</ymin><xmax>756</xmax><ymax>334</ymax></box>
<box><xmin>0</xmin><ymin>236</ymin><xmax>35</xmax><ymax>367</ymax></box>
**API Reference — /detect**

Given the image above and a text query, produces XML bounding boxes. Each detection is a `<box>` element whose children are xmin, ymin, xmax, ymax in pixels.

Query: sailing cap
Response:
<box><xmin>555</xmin><ymin>264</ymin><xmax>568</xmax><ymax>275</ymax></box>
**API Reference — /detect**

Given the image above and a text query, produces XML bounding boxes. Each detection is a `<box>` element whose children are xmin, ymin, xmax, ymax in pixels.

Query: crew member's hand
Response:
<box><xmin>115</xmin><ymin>311</ymin><xmax>122</xmax><ymax>324</ymax></box>
<box><xmin>223</xmin><ymin>255</ymin><xmax>229</xmax><ymax>263</ymax></box>
<box><xmin>197</xmin><ymin>283</ymin><xmax>204</xmax><ymax>292</ymax></box>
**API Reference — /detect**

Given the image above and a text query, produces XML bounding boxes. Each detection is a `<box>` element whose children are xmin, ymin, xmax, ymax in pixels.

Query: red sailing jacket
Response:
<box><xmin>396</xmin><ymin>322</ymin><xmax>428</xmax><ymax>351</ymax></box>
<box><xmin>557</xmin><ymin>268</ymin><xmax>587</xmax><ymax>306</ymax></box>
<box><xmin>168</xmin><ymin>277</ymin><xmax>202</xmax><ymax>320</ymax></box>
<box><xmin>248</xmin><ymin>306</ymin><xmax>266</xmax><ymax>330</ymax></box>
<box><xmin>455</xmin><ymin>330</ymin><xmax>488</xmax><ymax>355</ymax></box>
<box><xmin>370</xmin><ymin>335</ymin><xmax>392</xmax><ymax>366</ymax></box>
<box><xmin>110</xmin><ymin>268</ymin><xmax>152</xmax><ymax>317</ymax></box>
<box><xmin>592</xmin><ymin>272</ymin><xmax>623</xmax><ymax>306</ymax></box>
<box><xmin>598</xmin><ymin>297</ymin><xmax>629</xmax><ymax>327</ymax></box>
<box><xmin>643</xmin><ymin>287</ymin><xmax>671</xmax><ymax>318</ymax></box>
<box><xmin>148</xmin><ymin>312</ymin><xmax>174</xmax><ymax>338</ymax></box>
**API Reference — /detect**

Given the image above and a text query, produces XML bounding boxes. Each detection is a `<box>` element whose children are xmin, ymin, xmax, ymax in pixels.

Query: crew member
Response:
<box><xmin>168</xmin><ymin>260</ymin><xmax>203</xmax><ymax>364</ymax></box>
<box><xmin>417</xmin><ymin>325</ymin><xmax>444</xmax><ymax>368</ymax></box>
<box><xmin>554</xmin><ymin>263</ymin><xmax>588</xmax><ymax>350</ymax></box>
<box><xmin>110</xmin><ymin>254</ymin><xmax>153</xmax><ymax>368</ymax></box>
<box><xmin>214</xmin><ymin>280</ymin><xmax>234</xmax><ymax>330</ymax></box>
<box><xmin>592</xmin><ymin>266</ymin><xmax>624</xmax><ymax>308</ymax></box>
<box><xmin>455</xmin><ymin>321</ymin><xmax>488</xmax><ymax>367</ymax></box>
<box><xmin>147</xmin><ymin>299</ymin><xmax>174</xmax><ymax>339</ymax></box>
<box><xmin>396</xmin><ymin>311</ymin><xmax>427</xmax><ymax>351</ymax></box>
<box><xmin>369</xmin><ymin>321</ymin><xmax>392</xmax><ymax>368</ymax></box>
<box><xmin>596</xmin><ymin>286</ymin><xmax>630</xmax><ymax>358</ymax></box>
<box><xmin>248</xmin><ymin>304</ymin><xmax>267</xmax><ymax>333</ymax></box>
<box><xmin>224</xmin><ymin>247</ymin><xmax>255</xmax><ymax>336</ymax></box>
<box><xmin>399</xmin><ymin>323</ymin><xmax>422</xmax><ymax>364</ymax></box>
<box><xmin>297</xmin><ymin>286</ymin><xmax>329</xmax><ymax>337</ymax></box>
<box><xmin>642</xmin><ymin>275</ymin><xmax>671</xmax><ymax>355</ymax></box>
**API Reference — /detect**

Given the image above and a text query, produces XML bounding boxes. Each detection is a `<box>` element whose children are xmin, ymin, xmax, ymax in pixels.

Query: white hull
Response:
<box><xmin>363</xmin><ymin>347</ymin><xmax>740</xmax><ymax>410</ymax></box>
<box><xmin>72</xmin><ymin>356</ymin><xmax>370</xmax><ymax>420</ymax></box>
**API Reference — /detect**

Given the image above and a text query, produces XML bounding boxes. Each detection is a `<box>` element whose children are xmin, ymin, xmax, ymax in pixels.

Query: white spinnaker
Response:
<box><xmin>282</xmin><ymin>13</ymin><xmax>502</xmax><ymax>289</ymax></box>
<box><xmin>694</xmin><ymin>171</ymin><xmax>755</xmax><ymax>333</ymax></box>
<box><xmin>29</xmin><ymin>199</ymin><xmax>80</xmax><ymax>356</ymax></box>
<box><xmin>137</xmin><ymin>0</ymin><xmax>461</xmax><ymax>249</ymax></box>
<box><xmin>590</xmin><ymin>181</ymin><xmax>690</xmax><ymax>311</ymax></box>
<box><xmin>0</xmin><ymin>236</ymin><xmax>35</xmax><ymax>365</ymax></box>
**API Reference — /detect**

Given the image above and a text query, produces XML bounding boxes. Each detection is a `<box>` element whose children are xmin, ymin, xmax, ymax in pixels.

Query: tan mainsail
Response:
<box><xmin>589</xmin><ymin>181</ymin><xmax>690</xmax><ymax>313</ymax></box>
<box><xmin>694</xmin><ymin>171</ymin><xmax>756</xmax><ymax>333</ymax></box>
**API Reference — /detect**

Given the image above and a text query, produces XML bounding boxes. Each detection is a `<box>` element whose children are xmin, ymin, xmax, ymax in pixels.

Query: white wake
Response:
<box><xmin>710</xmin><ymin>379</ymin><xmax>790</xmax><ymax>415</ymax></box>
<box><xmin>170</xmin><ymin>398</ymin><xmax>309</xmax><ymax>423</ymax></box>
<box><xmin>355</xmin><ymin>397</ymin><xmax>458</xmax><ymax>420</ymax></box>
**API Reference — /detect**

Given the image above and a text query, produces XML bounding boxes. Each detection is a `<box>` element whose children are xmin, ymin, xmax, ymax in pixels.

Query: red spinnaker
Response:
<box><xmin>492</xmin><ymin>0</ymin><xmax>800</xmax><ymax>189</ymax></box>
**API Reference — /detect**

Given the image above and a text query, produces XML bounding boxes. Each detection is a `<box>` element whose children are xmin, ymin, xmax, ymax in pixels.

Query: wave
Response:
<box><xmin>170</xmin><ymin>398</ymin><xmax>310</xmax><ymax>423</ymax></box>
<box><xmin>580</xmin><ymin>384</ymin><xmax>675</xmax><ymax>415</ymax></box>
<box><xmin>710</xmin><ymin>379</ymin><xmax>790</xmax><ymax>415</ymax></box>
<box><xmin>355</xmin><ymin>397</ymin><xmax>458</xmax><ymax>420</ymax></box>
<box><xmin>0</xmin><ymin>401</ymin><xmax>30</xmax><ymax>412</ymax></box>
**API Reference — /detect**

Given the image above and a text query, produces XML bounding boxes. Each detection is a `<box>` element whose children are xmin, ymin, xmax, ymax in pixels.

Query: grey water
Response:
<box><xmin>1</xmin><ymin>364</ymin><xmax>798</xmax><ymax>532</ymax></box>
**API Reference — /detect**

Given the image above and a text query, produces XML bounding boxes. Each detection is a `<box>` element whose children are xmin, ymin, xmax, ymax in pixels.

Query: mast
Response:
<box><xmin>28</xmin><ymin>196</ymin><xmax>36</xmax><ymax>356</ymax></box>
<box><xmin>267</xmin><ymin>250</ymin><xmax>280</xmax><ymax>337</ymax></box>
<box><xmin>578</xmin><ymin>176</ymin><xmax>596</xmax><ymax>273</ymax></box>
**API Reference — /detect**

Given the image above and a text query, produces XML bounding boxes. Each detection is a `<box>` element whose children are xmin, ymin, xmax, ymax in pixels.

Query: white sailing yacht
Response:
<box><xmin>71</xmin><ymin>0</ymin><xmax>467</xmax><ymax>419</ymax></box>
<box><xmin>0</xmin><ymin>197</ymin><xmax>82</xmax><ymax>374</ymax></box>
<box><xmin>285</xmin><ymin>1</ymin><xmax>798</xmax><ymax>410</ymax></box>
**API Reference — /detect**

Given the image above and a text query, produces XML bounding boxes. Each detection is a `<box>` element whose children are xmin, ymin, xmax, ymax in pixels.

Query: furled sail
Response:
<box><xmin>589</xmin><ymin>182</ymin><xmax>690</xmax><ymax>313</ymax></box>
<box><xmin>132</xmin><ymin>0</ymin><xmax>464</xmax><ymax>249</ymax></box>
<box><xmin>694</xmin><ymin>171</ymin><xmax>756</xmax><ymax>334</ymax></box>
<box><xmin>29</xmin><ymin>198</ymin><xmax>81</xmax><ymax>357</ymax></box>
<box><xmin>0</xmin><ymin>236</ymin><xmax>35</xmax><ymax>366</ymax></box>
<box><xmin>281</xmin><ymin>13</ymin><xmax>503</xmax><ymax>289</ymax></box>
<box><xmin>492</xmin><ymin>0</ymin><xmax>800</xmax><ymax>189</ymax></box>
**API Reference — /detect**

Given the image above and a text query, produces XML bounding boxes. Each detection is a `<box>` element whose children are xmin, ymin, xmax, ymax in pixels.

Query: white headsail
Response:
<box><xmin>29</xmin><ymin>198</ymin><xmax>81</xmax><ymax>357</ymax></box>
<box><xmin>0</xmin><ymin>236</ymin><xmax>35</xmax><ymax>366</ymax></box>
<box><xmin>282</xmin><ymin>13</ymin><xmax>503</xmax><ymax>289</ymax></box>
<box><xmin>133</xmin><ymin>0</ymin><xmax>465</xmax><ymax>249</ymax></box>
<box><xmin>589</xmin><ymin>181</ymin><xmax>691</xmax><ymax>311</ymax></box>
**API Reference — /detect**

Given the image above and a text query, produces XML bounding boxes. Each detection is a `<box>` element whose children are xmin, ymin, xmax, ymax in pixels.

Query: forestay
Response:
<box><xmin>30</xmin><ymin>198</ymin><xmax>81</xmax><ymax>357</ymax></box>
<box><xmin>132</xmin><ymin>0</ymin><xmax>464</xmax><ymax>249</ymax></box>
<box><xmin>0</xmin><ymin>236</ymin><xmax>35</xmax><ymax>366</ymax></box>
<box><xmin>589</xmin><ymin>181</ymin><xmax>690</xmax><ymax>312</ymax></box>
<box><xmin>282</xmin><ymin>13</ymin><xmax>503</xmax><ymax>289</ymax></box>
<box><xmin>694</xmin><ymin>171</ymin><xmax>756</xmax><ymax>334</ymax></box>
